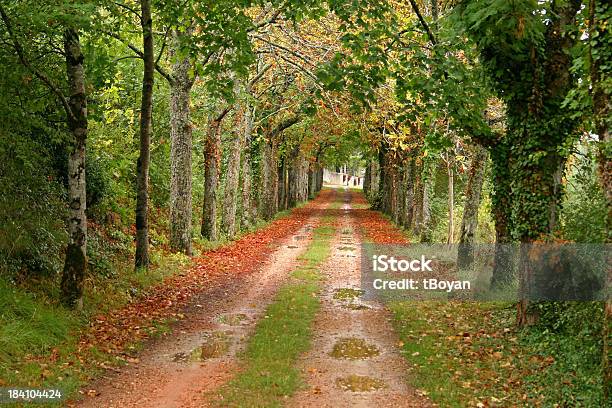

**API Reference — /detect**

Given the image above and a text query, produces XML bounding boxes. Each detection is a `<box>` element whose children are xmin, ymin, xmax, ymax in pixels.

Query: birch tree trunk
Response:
<box><xmin>60</xmin><ymin>28</ymin><xmax>88</xmax><ymax>309</ymax></box>
<box><xmin>457</xmin><ymin>145</ymin><xmax>488</xmax><ymax>268</ymax></box>
<box><xmin>135</xmin><ymin>0</ymin><xmax>154</xmax><ymax>270</ymax></box>
<box><xmin>169</xmin><ymin>29</ymin><xmax>194</xmax><ymax>255</ymax></box>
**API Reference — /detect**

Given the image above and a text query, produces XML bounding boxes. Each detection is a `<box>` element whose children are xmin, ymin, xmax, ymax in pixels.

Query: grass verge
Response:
<box><xmin>390</xmin><ymin>300</ymin><xmax>605</xmax><ymax>407</ymax></box>
<box><xmin>217</xmin><ymin>223</ymin><xmax>335</xmax><ymax>407</ymax></box>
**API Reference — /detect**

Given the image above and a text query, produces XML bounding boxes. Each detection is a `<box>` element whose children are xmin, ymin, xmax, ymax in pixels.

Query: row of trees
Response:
<box><xmin>345</xmin><ymin>0</ymin><xmax>609</xmax><ymax>321</ymax></box>
<box><xmin>0</xmin><ymin>0</ymin><xmax>362</xmax><ymax>308</ymax></box>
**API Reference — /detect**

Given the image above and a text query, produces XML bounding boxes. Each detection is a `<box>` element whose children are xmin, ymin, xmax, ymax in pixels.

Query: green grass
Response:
<box><xmin>389</xmin><ymin>301</ymin><xmax>606</xmax><ymax>407</ymax></box>
<box><xmin>389</xmin><ymin>301</ymin><xmax>517</xmax><ymax>406</ymax></box>
<box><xmin>0</xmin><ymin>279</ymin><xmax>86</xmax><ymax>406</ymax></box>
<box><xmin>0</xmin><ymin>250</ymin><xmax>185</xmax><ymax>406</ymax></box>
<box><xmin>217</xmin><ymin>223</ymin><xmax>335</xmax><ymax>407</ymax></box>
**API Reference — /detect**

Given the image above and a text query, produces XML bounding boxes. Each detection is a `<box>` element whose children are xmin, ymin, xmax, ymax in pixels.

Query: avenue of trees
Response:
<box><xmin>0</xmin><ymin>0</ymin><xmax>609</xmax><ymax>399</ymax></box>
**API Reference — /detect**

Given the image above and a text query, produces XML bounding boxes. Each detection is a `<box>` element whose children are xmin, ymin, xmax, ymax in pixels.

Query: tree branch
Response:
<box><xmin>103</xmin><ymin>30</ymin><xmax>173</xmax><ymax>83</ymax></box>
<box><xmin>407</xmin><ymin>0</ymin><xmax>437</xmax><ymax>46</ymax></box>
<box><xmin>0</xmin><ymin>5</ymin><xmax>74</xmax><ymax>121</ymax></box>
<box><xmin>270</xmin><ymin>114</ymin><xmax>301</xmax><ymax>138</ymax></box>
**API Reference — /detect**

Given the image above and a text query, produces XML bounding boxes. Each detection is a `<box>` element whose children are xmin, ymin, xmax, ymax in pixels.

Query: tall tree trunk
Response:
<box><xmin>490</xmin><ymin>142</ymin><xmax>515</xmax><ymax>290</ymax></box>
<box><xmin>457</xmin><ymin>144</ymin><xmax>488</xmax><ymax>269</ymax></box>
<box><xmin>447</xmin><ymin>151</ymin><xmax>455</xmax><ymax>244</ymax></box>
<box><xmin>412</xmin><ymin>159</ymin><xmax>424</xmax><ymax>234</ymax></box>
<box><xmin>420</xmin><ymin>158</ymin><xmax>435</xmax><ymax>242</ymax></box>
<box><xmin>308</xmin><ymin>165</ymin><xmax>316</xmax><ymax>199</ymax></box>
<box><xmin>135</xmin><ymin>0</ymin><xmax>154</xmax><ymax>270</ymax></box>
<box><xmin>363</xmin><ymin>163</ymin><xmax>371</xmax><ymax>197</ymax></box>
<box><xmin>391</xmin><ymin>168</ymin><xmax>399</xmax><ymax>223</ymax></box>
<box><xmin>278</xmin><ymin>158</ymin><xmax>287</xmax><ymax>210</ymax></box>
<box><xmin>221</xmin><ymin>113</ymin><xmax>243</xmax><ymax>238</ymax></box>
<box><xmin>260</xmin><ymin>140</ymin><xmax>279</xmax><ymax>219</ymax></box>
<box><xmin>169</xmin><ymin>29</ymin><xmax>194</xmax><ymax>255</ymax></box>
<box><xmin>240</xmin><ymin>105</ymin><xmax>255</xmax><ymax>230</ymax></box>
<box><xmin>60</xmin><ymin>28</ymin><xmax>88</xmax><ymax>309</ymax></box>
<box><xmin>404</xmin><ymin>159</ymin><xmax>415</xmax><ymax>229</ymax></box>
<box><xmin>201</xmin><ymin>115</ymin><xmax>223</xmax><ymax>240</ymax></box>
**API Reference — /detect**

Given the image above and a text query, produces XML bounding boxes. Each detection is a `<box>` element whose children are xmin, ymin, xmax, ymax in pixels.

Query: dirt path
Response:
<box><xmin>75</xmin><ymin>188</ymin><xmax>432</xmax><ymax>407</ymax></box>
<box><xmin>288</xmin><ymin>189</ymin><xmax>433</xmax><ymax>408</ymax></box>
<box><xmin>75</xmin><ymin>208</ymin><xmax>325</xmax><ymax>407</ymax></box>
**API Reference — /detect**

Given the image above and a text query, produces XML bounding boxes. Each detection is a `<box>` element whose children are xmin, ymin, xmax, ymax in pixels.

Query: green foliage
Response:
<box><xmin>523</xmin><ymin>302</ymin><xmax>605</xmax><ymax>407</ymax></box>
<box><xmin>0</xmin><ymin>134</ymin><xmax>67</xmax><ymax>278</ymax></box>
<box><xmin>561</xmin><ymin>142</ymin><xmax>607</xmax><ymax>243</ymax></box>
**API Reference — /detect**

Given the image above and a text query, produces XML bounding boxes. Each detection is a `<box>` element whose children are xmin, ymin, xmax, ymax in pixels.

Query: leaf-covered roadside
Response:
<box><xmin>0</xmin><ymin>190</ymin><xmax>333</xmax><ymax>402</ymax></box>
<box><xmin>355</xmin><ymin>191</ymin><xmax>605</xmax><ymax>407</ymax></box>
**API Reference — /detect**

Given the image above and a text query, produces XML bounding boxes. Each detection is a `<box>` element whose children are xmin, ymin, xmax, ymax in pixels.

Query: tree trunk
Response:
<box><xmin>135</xmin><ymin>0</ymin><xmax>154</xmax><ymax>270</ymax></box>
<box><xmin>363</xmin><ymin>163</ymin><xmax>371</xmax><ymax>197</ymax></box>
<box><xmin>404</xmin><ymin>159</ymin><xmax>415</xmax><ymax>229</ymax></box>
<box><xmin>169</xmin><ymin>29</ymin><xmax>194</xmax><ymax>255</ymax></box>
<box><xmin>201</xmin><ymin>115</ymin><xmax>223</xmax><ymax>240</ymax></box>
<box><xmin>447</xmin><ymin>151</ymin><xmax>455</xmax><ymax>244</ymax></box>
<box><xmin>412</xmin><ymin>159</ymin><xmax>424</xmax><ymax>234</ymax></box>
<box><xmin>60</xmin><ymin>28</ymin><xmax>88</xmax><ymax>309</ymax></box>
<box><xmin>278</xmin><ymin>158</ymin><xmax>287</xmax><ymax>210</ymax></box>
<box><xmin>419</xmin><ymin>158</ymin><xmax>435</xmax><ymax>242</ymax></box>
<box><xmin>240</xmin><ymin>105</ymin><xmax>254</xmax><ymax>230</ymax></box>
<box><xmin>490</xmin><ymin>142</ymin><xmax>515</xmax><ymax>290</ymax></box>
<box><xmin>221</xmin><ymin>113</ymin><xmax>243</xmax><ymax>238</ymax></box>
<box><xmin>260</xmin><ymin>140</ymin><xmax>278</xmax><ymax>219</ymax></box>
<box><xmin>457</xmin><ymin>144</ymin><xmax>488</xmax><ymax>269</ymax></box>
<box><xmin>308</xmin><ymin>165</ymin><xmax>316</xmax><ymax>199</ymax></box>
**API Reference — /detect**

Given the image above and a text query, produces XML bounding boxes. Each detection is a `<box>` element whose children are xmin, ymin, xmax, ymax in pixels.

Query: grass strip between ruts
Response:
<box><xmin>216</xmin><ymin>223</ymin><xmax>336</xmax><ymax>407</ymax></box>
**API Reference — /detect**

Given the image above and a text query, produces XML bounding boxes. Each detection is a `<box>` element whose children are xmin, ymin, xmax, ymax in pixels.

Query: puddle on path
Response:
<box><xmin>333</xmin><ymin>288</ymin><xmax>365</xmax><ymax>300</ymax></box>
<box><xmin>171</xmin><ymin>331</ymin><xmax>231</xmax><ymax>363</ymax></box>
<box><xmin>330</xmin><ymin>337</ymin><xmax>380</xmax><ymax>359</ymax></box>
<box><xmin>341</xmin><ymin>302</ymin><xmax>371</xmax><ymax>310</ymax></box>
<box><xmin>287</xmin><ymin>245</ymin><xmax>299</xmax><ymax>249</ymax></box>
<box><xmin>336</xmin><ymin>375</ymin><xmax>387</xmax><ymax>392</ymax></box>
<box><xmin>218</xmin><ymin>313</ymin><xmax>248</xmax><ymax>326</ymax></box>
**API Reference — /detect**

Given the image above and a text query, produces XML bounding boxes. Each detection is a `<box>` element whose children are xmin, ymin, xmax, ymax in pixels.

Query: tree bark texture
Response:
<box><xmin>60</xmin><ymin>28</ymin><xmax>88</xmax><ymax>309</ymax></box>
<box><xmin>169</xmin><ymin>29</ymin><xmax>194</xmax><ymax>255</ymax></box>
<box><xmin>447</xmin><ymin>151</ymin><xmax>455</xmax><ymax>244</ymax></box>
<box><xmin>221</xmin><ymin>113</ymin><xmax>243</xmax><ymax>238</ymax></box>
<box><xmin>135</xmin><ymin>0</ymin><xmax>154</xmax><ymax>270</ymax></box>
<box><xmin>201</xmin><ymin>115</ymin><xmax>223</xmax><ymax>240</ymax></box>
<box><xmin>457</xmin><ymin>144</ymin><xmax>488</xmax><ymax>269</ymax></box>
<box><xmin>240</xmin><ymin>105</ymin><xmax>255</xmax><ymax>229</ymax></box>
